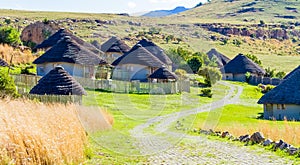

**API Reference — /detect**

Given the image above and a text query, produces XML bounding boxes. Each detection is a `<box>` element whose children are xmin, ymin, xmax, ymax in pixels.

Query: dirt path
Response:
<box><xmin>130</xmin><ymin>82</ymin><xmax>295</xmax><ymax>164</ymax></box>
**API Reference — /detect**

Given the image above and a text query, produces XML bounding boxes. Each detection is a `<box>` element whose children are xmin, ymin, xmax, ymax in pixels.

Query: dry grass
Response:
<box><xmin>0</xmin><ymin>99</ymin><xmax>113</xmax><ymax>164</ymax></box>
<box><xmin>0</xmin><ymin>44</ymin><xmax>36</xmax><ymax>65</ymax></box>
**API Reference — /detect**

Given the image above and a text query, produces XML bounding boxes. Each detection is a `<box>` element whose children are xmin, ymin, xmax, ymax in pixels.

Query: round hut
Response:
<box><xmin>29</xmin><ymin>66</ymin><xmax>86</xmax><ymax>103</ymax></box>
<box><xmin>148</xmin><ymin>66</ymin><xmax>178</xmax><ymax>83</ymax></box>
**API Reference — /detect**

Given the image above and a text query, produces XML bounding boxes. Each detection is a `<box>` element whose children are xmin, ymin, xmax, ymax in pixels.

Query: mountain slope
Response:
<box><xmin>168</xmin><ymin>0</ymin><xmax>300</xmax><ymax>23</ymax></box>
<box><xmin>143</xmin><ymin>6</ymin><xmax>189</xmax><ymax>17</ymax></box>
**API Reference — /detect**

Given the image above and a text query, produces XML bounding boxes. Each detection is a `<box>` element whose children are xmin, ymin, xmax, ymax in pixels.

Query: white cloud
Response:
<box><xmin>128</xmin><ymin>2</ymin><xmax>137</xmax><ymax>8</ymax></box>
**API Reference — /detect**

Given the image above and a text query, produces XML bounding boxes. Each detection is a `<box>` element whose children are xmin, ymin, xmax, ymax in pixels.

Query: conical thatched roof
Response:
<box><xmin>284</xmin><ymin>65</ymin><xmax>300</xmax><ymax>79</ymax></box>
<box><xmin>137</xmin><ymin>39</ymin><xmax>172</xmax><ymax>66</ymax></box>
<box><xmin>258</xmin><ymin>69</ymin><xmax>300</xmax><ymax>105</ymax></box>
<box><xmin>207</xmin><ymin>48</ymin><xmax>230</xmax><ymax>67</ymax></box>
<box><xmin>0</xmin><ymin>58</ymin><xmax>8</xmax><ymax>67</ymax></box>
<box><xmin>100</xmin><ymin>36</ymin><xmax>130</xmax><ymax>54</ymax></box>
<box><xmin>222</xmin><ymin>54</ymin><xmax>265</xmax><ymax>74</ymax></box>
<box><xmin>148</xmin><ymin>66</ymin><xmax>178</xmax><ymax>80</ymax></box>
<box><xmin>33</xmin><ymin>36</ymin><xmax>107</xmax><ymax>65</ymax></box>
<box><xmin>30</xmin><ymin>66</ymin><xmax>86</xmax><ymax>95</ymax></box>
<box><xmin>111</xmin><ymin>44</ymin><xmax>164</xmax><ymax>67</ymax></box>
<box><xmin>91</xmin><ymin>40</ymin><xmax>102</xmax><ymax>50</ymax></box>
<box><xmin>35</xmin><ymin>28</ymin><xmax>103</xmax><ymax>54</ymax></box>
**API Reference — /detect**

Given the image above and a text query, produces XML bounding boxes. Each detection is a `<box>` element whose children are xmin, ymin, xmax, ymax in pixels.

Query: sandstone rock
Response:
<box><xmin>287</xmin><ymin>146</ymin><xmax>299</xmax><ymax>155</ymax></box>
<box><xmin>250</xmin><ymin>132</ymin><xmax>265</xmax><ymax>144</ymax></box>
<box><xmin>221</xmin><ymin>131</ymin><xmax>230</xmax><ymax>138</ymax></box>
<box><xmin>274</xmin><ymin>140</ymin><xmax>284</xmax><ymax>149</ymax></box>
<box><xmin>21</xmin><ymin>21</ymin><xmax>60</xmax><ymax>45</ymax></box>
<box><xmin>239</xmin><ymin>134</ymin><xmax>250</xmax><ymax>142</ymax></box>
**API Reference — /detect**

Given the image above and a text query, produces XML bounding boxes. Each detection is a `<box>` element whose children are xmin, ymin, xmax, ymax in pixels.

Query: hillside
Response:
<box><xmin>0</xmin><ymin>0</ymin><xmax>300</xmax><ymax>73</ymax></box>
<box><xmin>169</xmin><ymin>0</ymin><xmax>300</xmax><ymax>24</ymax></box>
<box><xmin>142</xmin><ymin>6</ymin><xmax>189</xmax><ymax>17</ymax></box>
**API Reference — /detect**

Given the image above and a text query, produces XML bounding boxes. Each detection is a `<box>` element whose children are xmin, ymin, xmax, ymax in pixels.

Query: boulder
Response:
<box><xmin>221</xmin><ymin>131</ymin><xmax>230</xmax><ymax>138</ymax></box>
<box><xmin>287</xmin><ymin>146</ymin><xmax>299</xmax><ymax>155</ymax></box>
<box><xmin>274</xmin><ymin>140</ymin><xmax>284</xmax><ymax>149</ymax></box>
<box><xmin>263</xmin><ymin>139</ymin><xmax>273</xmax><ymax>146</ymax></box>
<box><xmin>250</xmin><ymin>132</ymin><xmax>265</xmax><ymax>144</ymax></box>
<box><xmin>21</xmin><ymin>21</ymin><xmax>60</xmax><ymax>45</ymax></box>
<box><xmin>239</xmin><ymin>134</ymin><xmax>250</xmax><ymax>142</ymax></box>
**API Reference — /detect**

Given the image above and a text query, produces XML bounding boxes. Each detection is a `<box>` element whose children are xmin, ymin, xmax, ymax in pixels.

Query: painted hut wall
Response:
<box><xmin>112</xmin><ymin>64</ymin><xmax>152</xmax><ymax>82</ymax></box>
<box><xmin>264</xmin><ymin>104</ymin><xmax>300</xmax><ymax>120</ymax></box>
<box><xmin>36</xmin><ymin>62</ymin><xmax>95</xmax><ymax>78</ymax></box>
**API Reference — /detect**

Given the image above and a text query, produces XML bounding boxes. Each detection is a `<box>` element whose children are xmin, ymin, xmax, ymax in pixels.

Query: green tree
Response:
<box><xmin>187</xmin><ymin>56</ymin><xmax>203</xmax><ymax>73</ymax></box>
<box><xmin>0</xmin><ymin>70</ymin><xmax>18</xmax><ymax>98</ymax></box>
<box><xmin>275</xmin><ymin>71</ymin><xmax>286</xmax><ymax>79</ymax></box>
<box><xmin>264</xmin><ymin>67</ymin><xmax>276</xmax><ymax>78</ymax></box>
<box><xmin>245</xmin><ymin>54</ymin><xmax>262</xmax><ymax>67</ymax></box>
<box><xmin>233</xmin><ymin>39</ymin><xmax>242</xmax><ymax>47</ymax></box>
<box><xmin>0</xmin><ymin>26</ymin><xmax>21</xmax><ymax>46</ymax></box>
<box><xmin>198</xmin><ymin>66</ymin><xmax>222</xmax><ymax>87</ymax></box>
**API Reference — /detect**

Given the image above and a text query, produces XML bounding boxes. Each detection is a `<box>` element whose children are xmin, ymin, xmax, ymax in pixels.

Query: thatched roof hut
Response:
<box><xmin>112</xmin><ymin>44</ymin><xmax>164</xmax><ymax>67</ymax></box>
<box><xmin>34</xmin><ymin>28</ymin><xmax>103</xmax><ymax>54</ymax></box>
<box><xmin>207</xmin><ymin>48</ymin><xmax>230</xmax><ymax>67</ymax></box>
<box><xmin>101</xmin><ymin>36</ymin><xmax>130</xmax><ymax>54</ymax></box>
<box><xmin>284</xmin><ymin>65</ymin><xmax>300</xmax><ymax>80</ymax></box>
<box><xmin>33</xmin><ymin>36</ymin><xmax>107</xmax><ymax>66</ymax></box>
<box><xmin>0</xmin><ymin>58</ymin><xmax>9</xmax><ymax>67</ymax></box>
<box><xmin>148</xmin><ymin>66</ymin><xmax>178</xmax><ymax>81</ymax></box>
<box><xmin>136</xmin><ymin>39</ymin><xmax>172</xmax><ymax>66</ymax></box>
<box><xmin>30</xmin><ymin>66</ymin><xmax>86</xmax><ymax>95</ymax></box>
<box><xmin>258</xmin><ymin>69</ymin><xmax>300</xmax><ymax>105</ymax></box>
<box><xmin>222</xmin><ymin>54</ymin><xmax>265</xmax><ymax>75</ymax></box>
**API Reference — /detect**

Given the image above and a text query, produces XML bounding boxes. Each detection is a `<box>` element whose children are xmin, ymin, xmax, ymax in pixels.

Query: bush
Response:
<box><xmin>0</xmin><ymin>26</ymin><xmax>21</xmax><ymax>46</ymax></box>
<box><xmin>0</xmin><ymin>70</ymin><xmax>18</xmax><ymax>97</ymax></box>
<box><xmin>198</xmin><ymin>66</ymin><xmax>222</xmax><ymax>87</ymax></box>
<box><xmin>201</xmin><ymin>88</ymin><xmax>212</xmax><ymax>98</ymax></box>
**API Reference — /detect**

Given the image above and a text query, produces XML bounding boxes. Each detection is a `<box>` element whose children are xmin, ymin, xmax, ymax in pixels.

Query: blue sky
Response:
<box><xmin>1</xmin><ymin>0</ymin><xmax>204</xmax><ymax>14</ymax></box>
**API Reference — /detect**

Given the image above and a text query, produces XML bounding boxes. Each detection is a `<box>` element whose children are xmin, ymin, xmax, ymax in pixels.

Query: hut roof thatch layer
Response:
<box><xmin>207</xmin><ymin>48</ymin><xmax>230</xmax><ymax>67</ymax></box>
<box><xmin>284</xmin><ymin>65</ymin><xmax>300</xmax><ymax>80</ymax></box>
<box><xmin>148</xmin><ymin>67</ymin><xmax>178</xmax><ymax>80</ymax></box>
<box><xmin>258</xmin><ymin>69</ymin><xmax>300</xmax><ymax>105</ymax></box>
<box><xmin>137</xmin><ymin>39</ymin><xmax>172</xmax><ymax>66</ymax></box>
<box><xmin>112</xmin><ymin>44</ymin><xmax>164</xmax><ymax>67</ymax></box>
<box><xmin>33</xmin><ymin>37</ymin><xmax>107</xmax><ymax>65</ymax></box>
<box><xmin>222</xmin><ymin>54</ymin><xmax>265</xmax><ymax>74</ymax></box>
<box><xmin>30</xmin><ymin>66</ymin><xmax>86</xmax><ymax>95</ymax></box>
<box><xmin>101</xmin><ymin>36</ymin><xmax>130</xmax><ymax>54</ymax></box>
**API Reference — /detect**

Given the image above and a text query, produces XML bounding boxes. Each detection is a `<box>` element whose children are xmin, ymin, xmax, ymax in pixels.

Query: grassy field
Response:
<box><xmin>175</xmin><ymin>82</ymin><xmax>300</xmax><ymax>146</ymax></box>
<box><xmin>82</xmin><ymin>83</ymin><xmax>230</xmax><ymax>163</ymax></box>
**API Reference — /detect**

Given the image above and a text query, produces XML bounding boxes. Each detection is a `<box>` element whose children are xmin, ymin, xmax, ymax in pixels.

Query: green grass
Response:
<box><xmin>174</xmin><ymin>82</ymin><xmax>300</xmax><ymax>146</ymax></box>
<box><xmin>82</xmin><ymin>83</ymin><xmax>230</xmax><ymax>163</ymax></box>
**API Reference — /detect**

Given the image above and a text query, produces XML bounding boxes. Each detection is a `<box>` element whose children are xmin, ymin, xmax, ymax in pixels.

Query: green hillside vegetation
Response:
<box><xmin>170</xmin><ymin>0</ymin><xmax>300</xmax><ymax>24</ymax></box>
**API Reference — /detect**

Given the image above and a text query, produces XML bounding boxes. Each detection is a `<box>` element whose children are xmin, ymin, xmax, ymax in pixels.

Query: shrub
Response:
<box><xmin>201</xmin><ymin>88</ymin><xmax>213</xmax><ymax>98</ymax></box>
<box><xmin>245</xmin><ymin>54</ymin><xmax>262</xmax><ymax>67</ymax></box>
<box><xmin>0</xmin><ymin>70</ymin><xmax>18</xmax><ymax>98</ymax></box>
<box><xmin>198</xmin><ymin>66</ymin><xmax>222</xmax><ymax>87</ymax></box>
<box><xmin>0</xmin><ymin>26</ymin><xmax>21</xmax><ymax>46</ymax></box>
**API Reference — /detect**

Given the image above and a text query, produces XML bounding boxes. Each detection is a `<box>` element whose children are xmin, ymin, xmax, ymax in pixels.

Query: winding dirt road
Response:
<box><xmin>130</xmin><ymin>82</ymin><xmax>295</xmax><ymax>164</ymax></box>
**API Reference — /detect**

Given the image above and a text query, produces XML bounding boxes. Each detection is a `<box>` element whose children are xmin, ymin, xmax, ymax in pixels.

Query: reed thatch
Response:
<box><xmin>100</xmin><ymin>36</ymin><xmax>130</xmax><ymax>54</ymax></box>
<box><xmin>284</xmin><ymin>65</ymin><xmax>300</xmax><ymax>79</ymax></box>
<box><xmin>34</xmin><ymin>28</ymin><xmax>103</xmax><ymax>54</ymax></box>
<box><xmin>207</xmin><ymin>48</ymin><xmax>230</xmax><ymax>67</ymax></box>
<box><xmin>258</xmin><ymin>68</ymin><xmax>300</xmax><ymax>105</ymax></box>
<box><xmin>222</xmin><ymin>54</ymin><xmax>265</xmax><ymax>74</ymax></box>
<box><xmin>111</xmin><ymin>44</ymin><xmax>164</xmax><ymax>67</ymax></box>
<box><xmin>148</xmin><ymin>66</ymin><xmax>178</xmax><ymax>80</ymax></box>
<box><xmin>137</xmin><ymin>39</ymin><xmax>172</xmax><ymax>66</ymax></box>
<box><xmin>33</xmin><ymin>36</ymin><xmax>107</xmax><ymax>65</ymax></box>
<box><xmin>30</xmin><ymin>66</ymin><xmax>86</xmax><ymax>95</ymax></box>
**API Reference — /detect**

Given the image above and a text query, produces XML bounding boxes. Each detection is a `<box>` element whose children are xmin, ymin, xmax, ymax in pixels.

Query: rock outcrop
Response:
<box><xmin>21</xmin><ymin>21</ymin><xmax>60</xmax><ymax>45</ymax></box>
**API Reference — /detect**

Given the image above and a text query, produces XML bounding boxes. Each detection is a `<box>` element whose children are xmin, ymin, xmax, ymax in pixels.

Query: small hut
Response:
<box><xmin>207</xmin><ymin>48</ymin><xmax>230</xmax><ymax>67</ymax></box>
<box><xmin>29</xmin><ymin>66</ymin><xmax>86</xmax><ymax>103</ymax></box>
<box><xmin>112</xmin><ymin>44</ymin><xmax>164</xmax><ymax>82</ymax></box>
<box><xmin>34</xmin><ymin>28</ymin><xmax>103</xmax><ymax>55</ymax></box>
<box><xmin>148</xmin><ymin>66</ymin><xmax>178</xmax><ymax>83</ymax></box>
<box><xmin>33</xmin><ymin>36</ymin><xmax>107</xmax><ymax>78</ymax></box>
<box><xmin>101</xmin><ymin>36</ymin><xmax>131</xmax><ymax>63</ymax></box>
<box><xmin>0</xmin><ymin>58</ymin><xmax>9</xmax><ymax>67</ymax></box>
<box><xmin>222</xmin><ymin>54</ymin><xmax>265</xmax><ymax>82</ymax></box>
<box><xmin>258</xmin><ymin>68</ymin><xmax>300</xmax><ymax>120</ymax></box>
